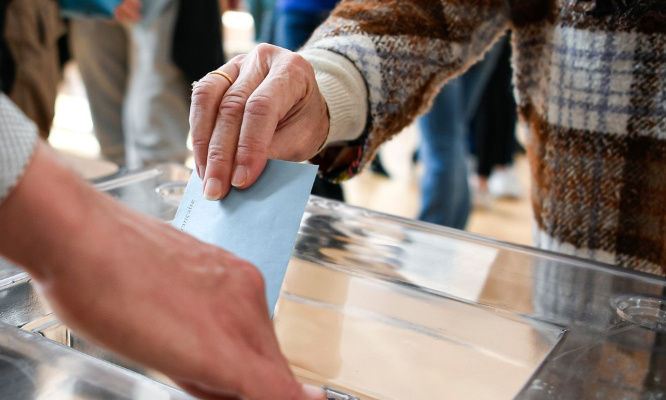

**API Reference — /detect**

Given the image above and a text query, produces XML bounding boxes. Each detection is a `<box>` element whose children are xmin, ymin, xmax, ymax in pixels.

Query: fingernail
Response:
<box><xmin>203</xmin><ymin>178</ymin><xmax>222</xmax><ymax>200</ymax></box>
<box><xmin>197</xmin><ymin>164</ymin><xmax>205</xmax><ymax>180</ymax></box>
<box><xmin>231</xmin><ymin>166</ymin><xmax>247</xmax><ymax>187</ymax></box>
<box><xmin>302</xmin><ymin>383</ymin><xmax>326</xmax><ymax>399</ymax></box>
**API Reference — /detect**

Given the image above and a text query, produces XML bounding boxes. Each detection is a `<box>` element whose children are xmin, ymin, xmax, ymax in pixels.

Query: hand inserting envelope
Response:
<box><xmin>171</xmin><ymin>160</ymin><xmax>318</xmax><ymax>315</ymax></box>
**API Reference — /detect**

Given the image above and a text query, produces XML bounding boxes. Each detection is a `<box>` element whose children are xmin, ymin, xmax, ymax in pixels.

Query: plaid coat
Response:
<box><xmin>305</xmin><ymin>0</ymin><xmax>666</xmax><ymax>275</ymax></box>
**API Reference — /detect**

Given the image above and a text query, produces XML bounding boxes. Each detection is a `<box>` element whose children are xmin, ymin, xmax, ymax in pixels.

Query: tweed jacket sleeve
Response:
<box><xmin>303</xmin><ymin>0</ymin><xmax>510</xmax><ymax>181</ymax></box>
<box><xmin>0</xmin><ymin>94</ymin><xmax>38</xmax><ymax>204</ymax></box>
<box><xmin>302</xmin><ymin>0</ymin><xmax>666</xmax><ymax>275</ymax></box>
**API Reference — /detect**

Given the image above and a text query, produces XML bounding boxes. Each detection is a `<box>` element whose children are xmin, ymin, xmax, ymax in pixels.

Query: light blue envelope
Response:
<box><xmin>171</xmin><ymin>160</ymin><xmax>318</xmax><ymax>315</ymax></box>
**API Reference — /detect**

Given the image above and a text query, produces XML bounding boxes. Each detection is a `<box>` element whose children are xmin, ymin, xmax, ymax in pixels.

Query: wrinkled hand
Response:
<box><xmin>190</xmin><ymin>44</ymin><xmax>329</xmax><ymax>201</ymax></box>
<box><xmin>114</xmin><ymin>0</ymin><xmax>142</xmax><ymax>22</ymax></box>
<box><xmin>0</xmin><ymin>142</ymin><xmax>325</xmax><ymax>400</ymax></box>
<box><xmin>46</xmin><ymin>216</ymin><xmax>315</xmax><ymax>400</ymax></box>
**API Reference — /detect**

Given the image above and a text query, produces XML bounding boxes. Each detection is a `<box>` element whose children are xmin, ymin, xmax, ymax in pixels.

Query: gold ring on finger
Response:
<box><xmin>207</xmin><ymin>70</ymin><xmax>235</xmax><ymax>85</ymax></box>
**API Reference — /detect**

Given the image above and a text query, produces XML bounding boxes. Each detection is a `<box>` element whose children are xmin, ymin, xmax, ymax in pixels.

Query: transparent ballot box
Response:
<box><xmin>1</xmin><ymin>164</ymin><xmax>665</xmax><ymax>399</ymax></box>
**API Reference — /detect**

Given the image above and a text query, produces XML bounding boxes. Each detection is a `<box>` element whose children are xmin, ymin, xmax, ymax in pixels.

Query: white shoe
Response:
<box><xmin>488</xmin><ymin>166</ymin><xmax>523</xmax><ymax>199</ymax></box>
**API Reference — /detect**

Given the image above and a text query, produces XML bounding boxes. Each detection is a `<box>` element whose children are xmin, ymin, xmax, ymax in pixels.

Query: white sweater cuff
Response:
<box><xmin>299</xmin><ymin>49</ymin><xmax>368</xmax><ymax>146</ymax></box>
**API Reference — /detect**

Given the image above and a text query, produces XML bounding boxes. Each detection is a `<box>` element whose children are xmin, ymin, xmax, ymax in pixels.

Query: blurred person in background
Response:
<box><xmin>414</xmin><ymin>36</ymin><xmax>507</xmax><ymax>229</ymax></box>
<box><xmin>189</xmin><ymin>0</ymin><xmax>666</xmax><ymax>276</ymax></box>
<box><xmin>69</xmin><ymin>0</ymin><xmax>223</xmax><ymax>170</ymax></box>
<box><xmin>271</xmin><ymin>0</ymin><xmax>337</xmax><ymax>50</ymax></box>
<box><xmin>0</xmin><ymin>93</ymin><xmax>325</xmax><ymax>400</ymax></box>
<box><xmin>247</xmin><ymin>0</ymin><xmax>275</xmax><ymax>43</ymax></box>
<box><xmin>468</xmin><ymin>32</ymin><xmax>523</xmax><ymax>210</ymax></box>
<box><xmin>0</xmin><ymin>0</ymin><xmax>67</xmax><ymax>139</ymax></box>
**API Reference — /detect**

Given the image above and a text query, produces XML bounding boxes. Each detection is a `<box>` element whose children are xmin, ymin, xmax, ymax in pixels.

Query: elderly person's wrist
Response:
<box><xmin>300</xmin><ymin>49</ymin><xmax>368</xmax><ymax>146</ymax></box>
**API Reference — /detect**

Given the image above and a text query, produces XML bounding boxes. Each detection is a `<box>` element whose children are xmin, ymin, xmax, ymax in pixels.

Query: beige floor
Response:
<box><xmin>341</xmin><ymin>122</ymin><xmax>534</xmax><ymax>247</ymax></box>
<box><xmin>467</xmin><ymin>156</ymin><xmax>532</xmax><ymax>245</ymax></box>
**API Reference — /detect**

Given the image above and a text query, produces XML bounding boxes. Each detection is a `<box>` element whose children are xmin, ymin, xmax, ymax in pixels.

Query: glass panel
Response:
<box><xmin>277</xmin><ymin>259</ymin><xmax>564</xmax><ymax>400</ymax></box>
<box><xmin>1</xmin><ymin>164</ymin><xmax>665</xmax><ymax>399</ymax></box>
<box><xmin>0</xmin><ymin>322</ymin><xmax>191</xmax><ymax>399</ymax></box>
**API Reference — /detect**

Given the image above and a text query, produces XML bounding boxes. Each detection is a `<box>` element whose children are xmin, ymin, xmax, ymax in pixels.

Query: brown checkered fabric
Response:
<box><xmin>304</xmin><ymin>0</ymin><xmax>666</xmax><ymax>275</ymax></box>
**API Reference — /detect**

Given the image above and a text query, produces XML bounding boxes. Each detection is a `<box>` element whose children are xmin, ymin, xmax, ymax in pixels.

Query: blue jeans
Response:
<box><xmin>273</xmin><ymin>9</ymin><xmax>330</xmax><ymax>51</ymax></box>
<box><xmin>417</xmin><ymin>35</ymin><xmax>506</xmax><ymax>229</ymax></box>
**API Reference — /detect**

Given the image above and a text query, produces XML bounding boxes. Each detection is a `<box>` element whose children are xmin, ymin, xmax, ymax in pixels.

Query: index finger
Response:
<box><xmin>193</xmin><ymin>45</ymin><xmax>289</xmax><ymax>201</ymax></box>
<box><xmin>189</xmin><ymin>62</ymin><xmax>242</xmax><ymax>191</ymax></box>
<box><xmin>200</xmin><ymin>55</ymin><xmax>280</xmax><ymax>200</ymax></box>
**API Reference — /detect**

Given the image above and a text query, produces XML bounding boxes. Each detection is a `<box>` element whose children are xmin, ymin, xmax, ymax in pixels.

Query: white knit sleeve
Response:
<box><xmin>299</xmin><ymin>49</ymin><xmax>368</xmax><ymax>146</ymax></box>
<box><xmin>0</xmin><ymin>94</ymin><xmax>38</xmax><ymax>204</ymax></box>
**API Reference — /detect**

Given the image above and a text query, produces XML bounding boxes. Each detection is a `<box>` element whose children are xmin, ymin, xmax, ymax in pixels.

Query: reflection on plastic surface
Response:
<box><xmin>281</xmin><ymin>197</ymin><xmax>666</xmax><ymax>399</ymax></box>
<box><xmin>0</xmin><ymin>256</ymin><xmax>24</xmax><ymax>286</ymax></box>
<box><xmin>0</xmin><ymin>321</ymin><xmax>192</xmax><ymax>399</ymax></box>
<box><xmin>93</xmin><ymin>164</ymin><xmax>192</xmax><ymax>222</ymax></box>
<box><xmin>323</xmin><ymin>385</ymin><xmax>361</xmax><ymax>400</ymax></box>
<box><xmin>1</xmin><ymin>165</ymin><xmax>665</xmax><ymax>399</ymax></box>
<box><xmin>613</xmin><ymin>294</ymin><xmax>666</xmax><ymax>333</ymax></box>
<box><xmin>0</xmin><ymin>277</ymin><xmax>51</xmax><ymax>328</ymax></box>
<box><xmin>156</xmin><ymin>181</ymin><xmax>189</xmax><ymax>205</ymax></box>
<box><xmin>277</xmin><ymin>257</ymin><xmax>564</xmax><ymax>400</ymax></box>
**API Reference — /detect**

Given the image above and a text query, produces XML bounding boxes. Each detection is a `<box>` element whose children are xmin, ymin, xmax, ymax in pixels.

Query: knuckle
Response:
<box><xmin>206</xmin><ymin>142</ymin><xmax>234</xmax><ymax>164</ymax></box>
<box><xmin>190</xmin><ymin>135</ymin><xmax>210</xmax><ymax>149</ymax></box>
<box><xmin>236</xmin><ymin>139</ymin><xmax>268</xmax><ymax>164</ymax></box>
<box><xmin>237</xmin><ymin>134</ymin><xmax>267</xmax><ymax>152</ymax></box>
<box><xmin>279</xmin><ymin>51</ymin><xmax>312</xmax><ymax>75</ymax></box>
<box><xmin>219</xmin><ymin>93</ymin><xmax>247</xmax><ymax>120</ymax></box>
<box><xmin>290</xmin><ymin>53</ymin><xmax>314</xmax><ymax>73</ymax></box>
<box><xmin>244</xmin><ymin>94</ymin><xmax>273</xmax><ymax>118</ymax></box>
<box><xmin>253</xmin><ymin>42</ymin><xmax>278</xmax><ymax>58</ymax></box>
